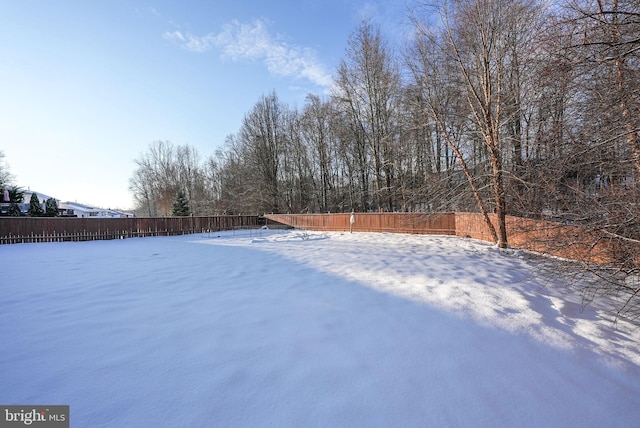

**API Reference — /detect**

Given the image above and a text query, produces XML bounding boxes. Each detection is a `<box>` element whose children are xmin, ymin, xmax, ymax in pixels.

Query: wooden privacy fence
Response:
<box><xmin>265</xmin><ymin>213</ymin><xmax>457</xmax><ymax>235</ymax></box>
<box><xmin>3</xmin><ymin>212</ymin><xmax>632</xmax><ymax>264</ymax></box>
<box><xmin>455</xmin><ymin>213</ymin><xmax>635</xmax><ymax>264</ymax></box>
<box><xmin>265</xmin><ymin>212</ymin><xmax>634</xmax><ymax>264</ymax></box>
<box><xmin>0</xmin><ymin>216</ymin><xmax>261</xmax><ymax>244</ymax></box>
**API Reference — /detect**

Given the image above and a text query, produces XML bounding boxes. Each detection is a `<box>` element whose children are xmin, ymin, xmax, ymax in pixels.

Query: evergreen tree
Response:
<box><xmin>28</xmin><ymin>193</ymin><xmax>44</xmax><ymax>216</ymax></box>
<box><xmin>7</xmin><ymin>187</ymin><xmax>24</xmax><ymax>216</ymax></box>
<box><xmin>45</xmin><ymin>198</ymin><xmax>59</xmax><ymax>217</ymax></box>
<box><xmin>171</xmin><ymin>190</ymin><xmax>191</xmax><ymax>216</ymax></box>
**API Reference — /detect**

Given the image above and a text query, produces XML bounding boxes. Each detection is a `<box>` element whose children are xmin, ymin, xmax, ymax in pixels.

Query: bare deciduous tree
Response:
<box><xmin>334</xmin><ymin>20</ymin><xmax>402</xmax><ymax>211</ymax></box>
<box><xmin>409</xmin><ymin>0</ymin><xmax>545</xmax><ymax>248</ymax></box>
<box><xmin>0</xmin><ymin>150</ymin><xmax>14</xmax><ymax>187</ymax></box>
<box><xmin>129</xmin><ymin>141</ymin><xmax>213</xmax><ymax>216</ymax></box>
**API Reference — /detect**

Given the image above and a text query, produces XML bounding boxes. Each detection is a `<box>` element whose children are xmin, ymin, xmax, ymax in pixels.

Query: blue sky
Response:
<box><xmin>0</xmin><ymin>1</ymin><xmax>410</xmax><ymax>210</ymax></box>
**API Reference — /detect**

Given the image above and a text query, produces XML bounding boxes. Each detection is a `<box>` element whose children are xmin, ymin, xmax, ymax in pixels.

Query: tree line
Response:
<box><xmin>130</xmin><ymin>0</ymin><xmax>639</xmax><ymax>248</ymax></box>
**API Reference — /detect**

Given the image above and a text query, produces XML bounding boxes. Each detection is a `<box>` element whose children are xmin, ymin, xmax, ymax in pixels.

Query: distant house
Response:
<box><xmin>24</xmin><ymin>191</ymin><xmax>57</xmax><ymax>213</ymax></box>
<box><xmin>0</xmin><ymin>190</ymin><xmax>58</xmax><ymax>216</ymax></box>
<box><xmin>59</xmin><ymin>202</ymin><xmax>134</xmax><ymax>218</ymax></box>
<box><xmin>0</xmin><ymin>190</ymin><xmax>133</xmax><ymax>218</ymax></box>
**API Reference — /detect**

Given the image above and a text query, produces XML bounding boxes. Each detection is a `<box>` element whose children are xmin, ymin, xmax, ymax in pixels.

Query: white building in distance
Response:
<box><xmin>59</xmin><ymin>202</ymin><xmax>134</xmax><ymax>218</ymax></box>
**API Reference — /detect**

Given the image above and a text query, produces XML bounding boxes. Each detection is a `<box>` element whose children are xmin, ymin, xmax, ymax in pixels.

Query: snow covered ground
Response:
<box><xmin>1</xmin><ymin>230</ymin><xmax>639</xmax><ymax>427</ymax></box>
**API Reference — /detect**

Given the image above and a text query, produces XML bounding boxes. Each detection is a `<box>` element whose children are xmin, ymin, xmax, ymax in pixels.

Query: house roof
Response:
<box><xmin>24</xmin><ymin>191</ymin><xmax>57</xmax><ymax>202</ymax></box>
<box><xmin>59</xmin><ymin>202</ymin><xmax>100</xmax><ymax>211</ymax></box>
<box><xmin>59</xmin><ymin>202</ymin><xmax>133</xmax><ymax>217</ymax></box>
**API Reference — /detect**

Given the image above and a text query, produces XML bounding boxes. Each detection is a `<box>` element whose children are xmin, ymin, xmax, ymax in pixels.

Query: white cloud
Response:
<box><xmin>163</xmin><ymin>30</ymin><xmax>216</xmax><ymax>53</ymax></box>
<box><xmin>163</xmin><ymin>19</ymin><xmax>333</xmax><ymax>89</ymax></box>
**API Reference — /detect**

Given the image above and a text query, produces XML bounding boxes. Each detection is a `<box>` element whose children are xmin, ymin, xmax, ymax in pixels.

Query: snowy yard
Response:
<box><xmin>1</xmin><ymin>230</ymin><xmax>639</xmax><ymax>427</ymax></box>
